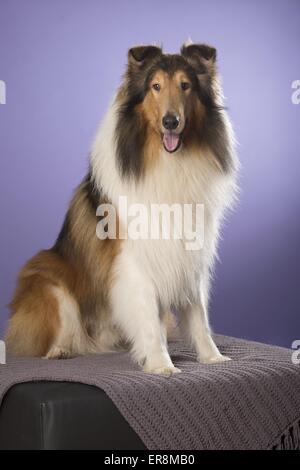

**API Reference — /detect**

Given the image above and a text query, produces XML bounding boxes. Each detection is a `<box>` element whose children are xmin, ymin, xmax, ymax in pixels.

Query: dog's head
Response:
<box><xmin>116</xmin><ymin>43</ymin><xmax>227</xmax><ymax>178</ymax></box>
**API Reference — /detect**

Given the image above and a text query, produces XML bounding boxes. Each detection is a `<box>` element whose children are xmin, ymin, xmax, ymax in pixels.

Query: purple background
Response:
<box><xmin>0</xmin><ymin>0</ymin><xmax>299</xmax><ymax>346</ymax></box>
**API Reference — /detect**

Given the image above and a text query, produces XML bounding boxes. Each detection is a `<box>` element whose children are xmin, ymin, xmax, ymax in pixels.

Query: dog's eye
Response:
<box><xmin>181</xmin><ymin>82</ymin><xmax>190</xmax><ymax>91</ymax></box>
<box><xmin>152</xmin><ymin>83</ymin><xmax>161</xmax><ymax>92</ymax></box>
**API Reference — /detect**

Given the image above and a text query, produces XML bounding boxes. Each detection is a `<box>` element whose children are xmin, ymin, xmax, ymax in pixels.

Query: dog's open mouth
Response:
<box><xmin>163</xmin><ymin>132</ymin><xmax>182</xmax><ymax>153</ymax></box>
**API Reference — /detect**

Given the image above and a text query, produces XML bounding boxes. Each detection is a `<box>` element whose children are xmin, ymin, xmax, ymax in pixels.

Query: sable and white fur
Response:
<box><xmin>6</xmin><ymin>43</ymin><xmax>238</xmax><ymax>375</ymax></box>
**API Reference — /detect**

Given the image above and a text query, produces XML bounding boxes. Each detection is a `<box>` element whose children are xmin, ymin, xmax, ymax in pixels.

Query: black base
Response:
<box><xmin>0</xmin><ymin>381</ymin><xmax>146</xmax><ymax>450</ymax></box>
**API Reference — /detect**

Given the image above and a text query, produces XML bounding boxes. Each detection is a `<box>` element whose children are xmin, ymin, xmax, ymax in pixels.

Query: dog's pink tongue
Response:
<box><xmin>163</xmin><ymin>133</ymin><xmax>180</xmax><ymax>152</ymax></box>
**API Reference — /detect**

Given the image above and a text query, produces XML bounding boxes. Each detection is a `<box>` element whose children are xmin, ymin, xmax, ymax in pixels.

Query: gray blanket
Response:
<box><xmin>0</xmin><ymin>335</ymin><xmax>299</xmax><ymax>450</ymax></box>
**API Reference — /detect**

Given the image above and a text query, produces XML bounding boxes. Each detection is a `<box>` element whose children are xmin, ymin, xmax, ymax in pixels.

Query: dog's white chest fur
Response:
<box><xmin>92</xmin><ymin>105</ymin><xmax>236</xmax><ymax>309</ymax></box>
<box><xmin>123</xmin><ymin>152</ymin><xmax>234</xmax><ymax>308</ymax></box>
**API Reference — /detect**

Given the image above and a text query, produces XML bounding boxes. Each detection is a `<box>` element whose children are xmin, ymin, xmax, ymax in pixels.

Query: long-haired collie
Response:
<box><xmin>6</xmin><ymin>43</ymin><xmax>238</xmax><ymax>375</ymax></box>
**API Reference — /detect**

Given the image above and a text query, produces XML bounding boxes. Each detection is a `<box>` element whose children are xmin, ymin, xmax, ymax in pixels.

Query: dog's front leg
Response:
<box><xmin>110</xmin><ymin>255</ymin><xmax>181</xmax><ymax>375</ymax></box>
<box><xmin>180</xmin><ymin>294</ymin><xmax>231</xmax><ymax>364</ymax></box>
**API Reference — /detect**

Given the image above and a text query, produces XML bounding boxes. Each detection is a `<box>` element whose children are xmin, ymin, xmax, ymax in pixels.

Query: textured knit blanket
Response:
<box><xmin>0</xmin><ymin>335</ymin><xmax>299</xmax><ymax>450</ymax></box>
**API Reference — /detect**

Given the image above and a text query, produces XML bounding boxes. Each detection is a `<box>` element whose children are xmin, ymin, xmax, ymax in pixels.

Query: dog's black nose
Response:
<box><xmin>162</xmin><ymin>113</ymin><xmax>180</xmax><ymax>130</ymax></box>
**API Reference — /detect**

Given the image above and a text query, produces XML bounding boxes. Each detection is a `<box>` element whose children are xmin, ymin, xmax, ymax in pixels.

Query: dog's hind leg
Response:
<box><xmin>45</xmin><ymin>286</ymin><xmax>95</xmax><ymax>359</ymax></box>
<box><xmin>6</xmin><ymin>250</ymin><xmax>95</xmax><ymax>358</ymax></box>
<box><xmin>6</xmin><ymin>280</ymin><xmax>93</xmax><ymax>358</ymax></box>
<box><xmin>6</xmin><ymin>275</ymin><xmax>61</xmax><ymax>357</ymax></box>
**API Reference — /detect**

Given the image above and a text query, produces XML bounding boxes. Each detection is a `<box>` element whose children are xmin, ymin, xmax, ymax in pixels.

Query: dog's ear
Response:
<box><xmin>181</xmin><ymin>43</ymin><xmax>217</xmax><ymax>76</ymax></box>
<box><xmin>128</xmin><ymin>45</ymin><xmax>162</xmax><ymax>68</ymax></box>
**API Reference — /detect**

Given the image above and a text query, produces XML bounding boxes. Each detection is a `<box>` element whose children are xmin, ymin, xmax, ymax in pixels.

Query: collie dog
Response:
<box><xmin>6</xmin><ymin>43</ymin><xmax>238</xmax><ymax>375</ymax></box>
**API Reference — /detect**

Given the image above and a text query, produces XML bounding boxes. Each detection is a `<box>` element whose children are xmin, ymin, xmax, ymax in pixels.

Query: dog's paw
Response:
<box><xmin>44</xmin><ymin>346</ymin><xmax>72</xmax><ymax>360</ymax></box>
<box><xmin>144</xmin><ymin>366</ymin><xmax>182</xmax><ymax>376</ymax></box>
<box><xmin>199</xmin><ymin>354</ymin><xmax>232</xmax><ymax>364</ymax></box>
